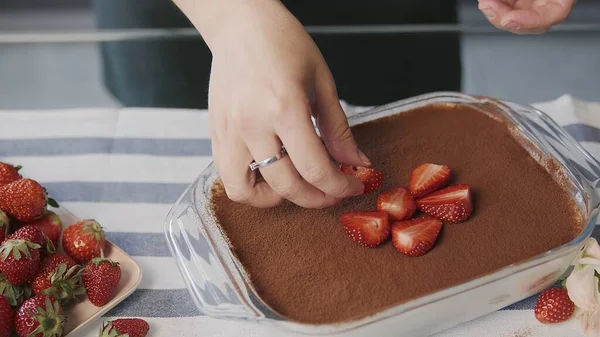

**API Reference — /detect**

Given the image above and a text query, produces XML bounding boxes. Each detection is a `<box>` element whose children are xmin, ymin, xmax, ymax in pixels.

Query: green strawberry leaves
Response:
<box><xmin>0</xmin><ymin>239</ymin><xmax>41</xmax><ymax>261</ymax></box>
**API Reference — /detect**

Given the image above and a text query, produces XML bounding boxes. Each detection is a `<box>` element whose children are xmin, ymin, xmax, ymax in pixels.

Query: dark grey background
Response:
<box><xmin>0</xmin><ymin>0</ymin><xmax>599</xmax><ymax>109</ymax></box>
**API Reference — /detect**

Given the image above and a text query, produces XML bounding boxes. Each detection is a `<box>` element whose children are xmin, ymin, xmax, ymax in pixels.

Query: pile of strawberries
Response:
<box><xmin>339</xmin><ymin>163</ymin><xmax>473</xmax><ymax>256</ymax></box>
<box><xmin>0</xmin><ymin>162</ymin><xmax>149</xmax><ymax>337</ymax></box>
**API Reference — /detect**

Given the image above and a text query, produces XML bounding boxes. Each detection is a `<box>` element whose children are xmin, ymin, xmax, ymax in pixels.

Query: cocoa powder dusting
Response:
<box><xmin>210</xmin><ymin>104</ymin><xmax>582</xmax><ymax>325</ymax></box>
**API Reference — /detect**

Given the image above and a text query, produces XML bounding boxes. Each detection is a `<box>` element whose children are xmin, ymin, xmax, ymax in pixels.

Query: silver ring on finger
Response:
<box><xmin>249</xmin><ymin>146</ymin><xmax>288</xmax><ymax>171</ymax></box>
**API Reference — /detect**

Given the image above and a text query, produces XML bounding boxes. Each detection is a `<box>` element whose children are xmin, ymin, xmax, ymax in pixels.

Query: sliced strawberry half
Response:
<box><xmin>339</xmin><ymin>164</ymin><xmax>383</xmax><ymax>194</ymax></box>
<box><xmin>340</xmin><ymin>212</ymin><xmax>390</xmax><ymax>247</ymax></box>
<box><xmin>409</xmin><ymin>163</ymin><xmax>451</xmax><ymax>198</ymax></box>
<box><xmin>416</xmin><ymin>184</ymin><xmax>473</xmax><ymax>223</ymax></box>
<box><xmin>377</xmin><ymin>186</ymin><xmax>416</xmax><ymax>221</ymax></box>
<box><xmin>391</xmin><ymin>216</ymin><xmax>443</xmax><ymax>257</ymax></box>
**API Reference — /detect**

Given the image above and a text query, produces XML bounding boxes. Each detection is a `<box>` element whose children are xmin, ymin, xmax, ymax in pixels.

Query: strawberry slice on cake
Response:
<box><xmin>391</xmin><ymin>216</ymin><xmax>443</xmax><ymax>257</ymax></box>
<box><xmin>416</xmin><ymin>184</ymin><xmax>473</xmax><ymax>223</ymax></box>
<box><xmin>409</xmin><ymin>163</ymin><xmax>451</xmax><ymax>198</ymax></box>
<box><xmin>340</xmin><ymin>212</ymin><xmax>390</xmax><ymax>247</ymax></box>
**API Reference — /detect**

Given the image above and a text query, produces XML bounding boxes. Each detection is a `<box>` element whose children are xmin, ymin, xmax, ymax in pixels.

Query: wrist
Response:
<box><xmin>172</xmin><ymin>0</ymin><xmax>280</xmax><ymax>51</ymax></box>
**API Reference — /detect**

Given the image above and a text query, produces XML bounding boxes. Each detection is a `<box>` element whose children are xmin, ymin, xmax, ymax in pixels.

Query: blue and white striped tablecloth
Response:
<box><xmin>1</xmin><ymin>95</ymin><xmax>599</xmax><ymax>337</ymax></box>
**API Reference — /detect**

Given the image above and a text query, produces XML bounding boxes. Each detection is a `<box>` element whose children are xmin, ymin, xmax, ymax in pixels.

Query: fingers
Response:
<box><xmin>275</xmin><ymin>99</ymin><xmax>364</xmax><ymax>200</ymax></box>
<box><xmin>478</xmin><ymin>0</ymin><xmax>516</xmax><ymax>29</ymax></box>
<box><xmin>243</xmin><ymin>130</ymin><xmax>340</xmax><ymax>209</ymax></box>
<box><xmin>312</xmin><ymin>67</ymin><xmax>372</xmax><ymax>168</ymax></box>
<box><xmin>479</xmin><ymin>0</ymin><xmax>575</xmax><ymax>34</ymax></box>
<box><xmin>218</xmin><ymin>133</ymin><xmax>283</xmax><ymax>208</ymax></box>
<box><xmin>503</xmin><ymin>0</ymin><xmax>574</xmax><ymax>33</ymax></box>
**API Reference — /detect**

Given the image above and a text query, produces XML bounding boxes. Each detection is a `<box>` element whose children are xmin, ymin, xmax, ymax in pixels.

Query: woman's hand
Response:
<box><xmin>175</xmin><ymin>0</ymin><xmax>368</xmax><ymax>208</ymax></box>
<box><xmin>478</xmin><ymin>0</ymin><xmax>576</xmax><ymax>34</ymax></box>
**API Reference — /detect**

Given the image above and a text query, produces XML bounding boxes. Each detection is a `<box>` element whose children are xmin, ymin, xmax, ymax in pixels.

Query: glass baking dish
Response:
<box><xmin>164</xmin><ymin>92</ymin><xmax>600</xmax><ymax>337</ymax></box>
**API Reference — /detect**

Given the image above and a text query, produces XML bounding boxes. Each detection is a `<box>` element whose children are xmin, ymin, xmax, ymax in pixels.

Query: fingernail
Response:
<box><xmin>357</xmin><ymin>149</ymin><xmax>371</xmax><ymax>166</ymax></box>
<box><xmin>479</xmin><ymin>7</ymin><xmax>496</xmax><ymax>19</ymax></box>
<box><xmin>503</xmin><ymin>20</ymin><xmax>521</xmax><ymax>31</ymax></box>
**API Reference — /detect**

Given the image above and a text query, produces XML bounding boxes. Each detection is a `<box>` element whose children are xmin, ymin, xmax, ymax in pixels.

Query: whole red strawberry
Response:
<box><xmin>30</xmin><ymin>253</ymin><xmax>84</xmax><ymax>303</ymax></box>
<box><xmin>534</xmin><ymin>287</ymin><xmax>574</xmax><ymax>324</ymax></box>
<box><xmin>0</xmin><ymin>162</ymin><xmax>21</xmax><ymax>187</ymax></box>
<box><xmin>0</xmin><ymin>296</ymin><xmax>14</xmax><ymax>337</ymax></box>
<box><xmin>82</xmin><ymin>253</ymin><xmax>121</xmax><ymax>307</ymax></box>
<box><xmin>15</xmin><ymin>295</ymin><xmax>65</xmax><ymax>337</ymax></box>
<box><xmin>100</xmin><ymin>318</ymin><xmax>150</xmax><ymax>337</ymax></box>
<box><xmin>0</xmin><ymin>239</ymin><xmax>41</xmax><ymax>285</ymax></box>
<box><xmin>0</xmin><ymin>179</ymin><xmax>49</xmax><ymax>223</ymax></box>
<box><xmin>0</xmin><ymin>210</ymin><xmax>8</xmax><ymax>242</ymax></box>
<box><xmin>0</xmin><ymin>273</ymin><xmax>32</xmax><ymax>307</ymax></box>
<box><xmin>25</xmin><ymin>211</ymin><xmax>62</xmax><ymax>248</ymax></box>
<box><xmin>62</xmin><ymin>219</ymin><xmax>106</xmax><ymax>264</ymax></box>
<box><xmin>6</xmin><ymin>225</ymin><xmax>54</xmax><ymax>256</ymax></box>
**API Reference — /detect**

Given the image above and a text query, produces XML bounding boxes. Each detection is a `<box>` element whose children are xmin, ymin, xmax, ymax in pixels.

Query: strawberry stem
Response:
<box><xmin>0</xmin><ymin>239</ymin><xmax>41</xmax><ymax>261</ymax></box>
<box><xmin>43</xmin><ymin>263</ymin><xmax>85</xmax><ymax>303</ymax></box>
<box><xmin>83</xmin><ymin>220</ymin><xmax>106</xmax><ymax>243</ymax></box>
<box><xmin>47</xmin><ymin>197</ymin><xmax>59</xmax><ymax>209</ymax></box>
<box><xmin>560</xmin><ymin>278</ymin><xmax>568</xmax><ymax>288</ymax></box>
<box><xmin>0</xmin><ymin>274</ymin><xmax>30</xmax><ymax>307</ymax></box>
<box><xmin>0</xmin><ymin>210</ymin><xmax>8</xmax><ymax>237</ymax></box>
<box><xmin>42</xmin><ymin>187</ymin><xmax>60</xmax><ymax>208</ymax></box>
<box><xmin>90</xmin><ymin>252</ymin><xmax>119</xmax><ymax>267</ymax></box>
<box><xmin>99</xmin><ymin>321</ymin><xmax>122</xmax><ymax>337</ymax></box>
<box><xmin>28</xmin><ymin>297</ymin><xmax>65</xmax><ymax>337</ymax></box>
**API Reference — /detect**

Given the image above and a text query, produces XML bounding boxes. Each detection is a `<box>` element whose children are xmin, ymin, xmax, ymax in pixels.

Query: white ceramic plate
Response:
<box><xmin>49</xmin><ymin>207</ymin><xmax>143</xmax><ymax>336</ymax></box>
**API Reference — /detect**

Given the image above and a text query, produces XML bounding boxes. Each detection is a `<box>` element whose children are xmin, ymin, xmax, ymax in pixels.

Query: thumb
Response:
<box><xmin>312</xmin><ymin>72</ymin><xmax>371</xmax><ymax>167</ymax></box>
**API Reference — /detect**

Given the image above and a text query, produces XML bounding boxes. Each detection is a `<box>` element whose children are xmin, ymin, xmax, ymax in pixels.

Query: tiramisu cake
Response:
<box><xmin>210</xmin><ymin>103</ymin><xmax>583</xmax><ymax>325</ymax></box>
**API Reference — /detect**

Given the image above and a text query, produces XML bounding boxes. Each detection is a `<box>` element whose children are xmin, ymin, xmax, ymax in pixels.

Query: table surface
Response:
<box><xmin>1</xmin><ymin>94</ymin><xmax>600</xmax><ymax>337</ymax></box>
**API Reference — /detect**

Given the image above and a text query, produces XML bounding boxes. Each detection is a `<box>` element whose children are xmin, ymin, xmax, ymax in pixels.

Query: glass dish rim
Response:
<box><xmin>168</xmin><ymin>91</ymin><xmax>600</xmax><ymax>334</ymax></box>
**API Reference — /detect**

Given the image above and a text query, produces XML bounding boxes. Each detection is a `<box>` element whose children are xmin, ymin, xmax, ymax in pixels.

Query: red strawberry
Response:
<box><xmin>100</xmin><ymin>318</ymin><xmax>150</xmax><ymax>337</ymax></box>
<box><xmin>30</xmin><ymin>253</ymin><xmax>84</xmax><ymax>303</ymax></box>
<box><xmin>0</xmin><ymin>239</ymin><xmax>41</xmax><ymax>285</ymax></box>
<box><xmin>6</xmin><ymin>225</ymin><xmax>54</xmax><ymax>256</ymax></box>
<box><xmin>0</xmin><ymin>273</ymin><xmax>32</xmax><ymax>307</ymax></box>
<box><xmin>409</xmin><ymin>163</ymin><xmax>451</xmax><ymax>198</ymax></box>
<box><xmin>340</xmin><ymin>212</ymin><xmax>390</xmax><ymax>247</ymax></box>
<box><xmin>0</xmin><ymin>162</ymin><xmax>21</xmax><ymax>187</ymax></box>
<box><xmin>82</xmin><ymin>253</ymin><xmax>121</xmax><ymax>307</ymax></box>
<box><xmin>0</xmin><ymin>210</ymin><xmax>8</xmax><ymax>242</ymax></box>
<box><xmin>377</xmin><ymin>186</ymin><xmax>416</xmax><ymax>221</ymax></box>
<box><xmin>339</xmin><ymin>164</ymin><xmax>383</xmax><ymax>194</ymax></box>
<box><xmin>0</xmin><ymin>179</ymin><xmax>50</xmax><ymax>223</ymax></box>
<box><xmin>391</xmin><ymin>216</ymin><xmax>443</xmax><ymax>257</ymax></box>
<box><xmin>62</xmin><ymin>219</ymin><xmax>106</xmax><ymax>264</ymax></box>
<box><xmin>534</xmin><ymin>287</ymin><xmax>574</xmax><ymax>324</ymax></box>
<box><xmin>0</xmin><ymin>296</ymin><xmax>14</xmax><ymax>337</ymax></box>
<box><xmin>416</xmin><ymin>184</ymin><xmax>473</xmax><ymax>223</ymax></box>
<box><xmin>24</xmin><ymin>211</ymin><xmax>62</xmax><ymax>249</ymax></box>
<box><xmin>15</xmin><ymin>295</ymin><xmax>65</xmax><ymax>337</ymax></box>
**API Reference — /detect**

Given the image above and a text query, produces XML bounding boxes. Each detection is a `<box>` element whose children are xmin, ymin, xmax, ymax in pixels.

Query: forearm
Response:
<box><xmin>171</xmin><ymin>0</ymin><xmax>280</xmax><ymax>50</ymax></box>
